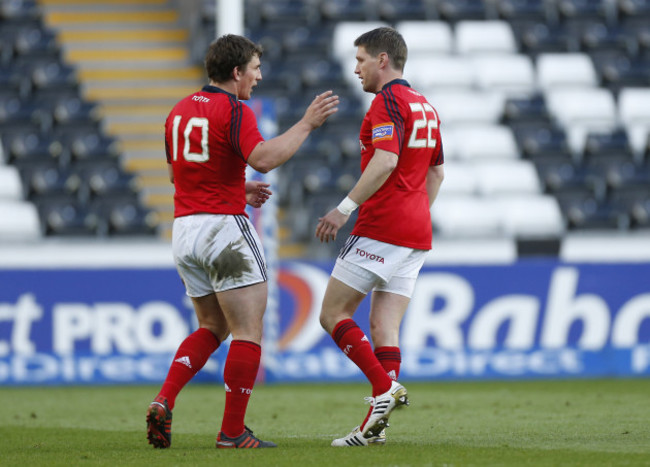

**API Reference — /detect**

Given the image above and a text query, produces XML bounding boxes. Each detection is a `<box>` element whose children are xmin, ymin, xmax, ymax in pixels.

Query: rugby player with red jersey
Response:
<box><xmin>315</xmin><ymin>27</ymin><xmax>444</xmax><ymax>447</ymax></box>
<box><xmin>146</xmin><ymin>34</ymin><xmax>339</xmax><ymax>450</ymax></box>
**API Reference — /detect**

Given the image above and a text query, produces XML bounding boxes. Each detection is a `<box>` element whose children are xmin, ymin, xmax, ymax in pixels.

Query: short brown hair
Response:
<box><xmin>205</xmin><ymin>34</ymin><xmax>263</xmax><ymax>83</ymax></box>
<box><xmin>354</xmin><ymin>27</ymin><xmax>407</xmax><ymax>72</ymax></box>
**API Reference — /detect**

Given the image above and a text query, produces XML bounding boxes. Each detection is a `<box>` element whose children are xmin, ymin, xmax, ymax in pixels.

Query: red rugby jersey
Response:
<box><xmin>351</xmin><ymin>79</ymin><xmax>444</xmax><ymax>250</ymax></box>
<box><xmin>165</xmin><ymin>85</ymin><xmax>264</xmax><ymax>217</ymax></box>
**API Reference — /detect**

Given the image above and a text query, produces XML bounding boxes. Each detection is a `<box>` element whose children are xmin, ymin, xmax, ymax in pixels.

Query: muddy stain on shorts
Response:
<box><xmin>211</xmin><ymin>238</ymin><xmax>252</xmax><ymax>281</ymax></box>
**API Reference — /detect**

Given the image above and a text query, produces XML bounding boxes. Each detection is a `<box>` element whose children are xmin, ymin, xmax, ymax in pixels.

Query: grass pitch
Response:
<box><xmin>1</xmin><ymin>379</ymin><xmax>648</xmax><ymax>466</ymax></box>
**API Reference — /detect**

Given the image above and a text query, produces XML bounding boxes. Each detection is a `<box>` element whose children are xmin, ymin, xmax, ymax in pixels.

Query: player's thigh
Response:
<box><xmin>320</xmin><ymin>273</ymin><xmax>368</xmax><ymax>333</ymax></box>
<box><xmin>216</xmin><ymin>281</ymin><xmax>268</xmax><ymax>344</ymax></box>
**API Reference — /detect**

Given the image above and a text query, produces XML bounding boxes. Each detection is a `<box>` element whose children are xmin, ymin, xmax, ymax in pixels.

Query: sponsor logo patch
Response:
<box><xmin>372</xmin><ymin>122</ymin><xmax>394</xmax><ymax>143</ymax></box>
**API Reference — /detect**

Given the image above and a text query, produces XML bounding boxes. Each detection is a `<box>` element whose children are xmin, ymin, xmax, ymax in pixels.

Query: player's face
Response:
<box><xmin>237</xmin><ymin>54</ymin><xmax>262</xmax><ymax>100</ymax></box>
<box><xmin>354</xmin><ymin>46</ymin><xmax>380</xmax><ymax>93</ymax></box>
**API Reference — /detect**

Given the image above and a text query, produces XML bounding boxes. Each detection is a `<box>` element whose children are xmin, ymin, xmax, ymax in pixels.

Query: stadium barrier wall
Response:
<box><xmin>1</xmin><ymin>258</ymin><xmax>649</xmax><ymax>385</ymax></box>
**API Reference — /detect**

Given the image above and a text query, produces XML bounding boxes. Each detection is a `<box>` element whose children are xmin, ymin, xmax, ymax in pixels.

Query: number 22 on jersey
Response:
<box><xmin>407</xmin><ymin>102</ymin><xmax>438</xmax><ymax>149</ymax></box>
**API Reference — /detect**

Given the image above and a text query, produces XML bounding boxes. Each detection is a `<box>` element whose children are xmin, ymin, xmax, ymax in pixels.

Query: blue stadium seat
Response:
<box><xmin>256</xmin><ymin>0</ymin><xmax>321</xmax><ymax>27</ymax></box>
<box><xmin>511</xmin><ymin>21</ymin><xmax>576</xmax><ymax>55</ymax></box>
<box><xmin>591</xmin><ymin>51</ymin><xmax>650</xmax><ymax>91</ymax></box>
<box><xmin>579</xmin><ymin>22</ymin><xmax>635</xmax><ymax>55</ymax></box>
<box><xmin>283</xmin><ymin>24</ymin><xmax>333</xmax><ymax>58</ymax></box>
<box><xmin>247</xmin><ymin>24</ymin><xmax>287</xmax><ymax>62</ymax></box>
<box><xmin>23</xmin><ymin>162</ymin><xmax>81</xmax><ymax>200</ymax></box>
<box><xmin>50</xmin><ymin>95</ymin><xmax>100</xmax><ymax>127</ymax></box>
<box><xmin>91</xmin><ymin>195</ymin><xmax>158</xmax><ymax>237</ymax></box>
<box><xmin>79</xmin><ymin>162</ymin><xmax>138</xmax><ymax>201</ymax></box>
<box><xmin>54</xmin><ymin>128</ymin><xmax>120</xmax><ymax>162</ymax></box>
<box><xmin>502</xmin><ymin>95</ymin><xmax>552</xmax><ymax>125</ymax></box>
<box><xmin>37</xmin><ymin>195</ymin><xmax>99</xmax><ymax>236</ymax></box>
<box><xmin>1</xmin><ymin>127</ymin><xmax>62</xmax><ymax>165</ymax></box>
<box><xmin>582</xmin><ymin>128</ymin><xmax>634</xmax><ymax>161</ymax></box>
<box><xmin>0</xmin><ymin>0</ymin><xmax>41</xmax><ymax>22</ymax></box>
<box><xmin>557</xmin><ymin>0</ymin><xmax>616</xmax><ymax>25</ymax></box>
<box><xmin>319</xmin><ymin>0</ymin><xmax>375</xmax><ymax>23</ymax></box>
<box><xmin>377</xmin><ymin>0</ymin><xmax>435</xmax><ymax>21</ymax></box>
<box><xmin>0</xmin><ymin>62</ymin><xmax>31</xmax><ymax>97</ymax></box>
<box><xmin>30</xmin><ymin>59</ymin><xmax>78</xmax><ymax>95</ymax></box>
<box><xmin>436</xmin><ymin>0</ymin><xmax>491</xmax><ymax>22</ymax></box>
<box><xmin>13</xmin><ymin>23</ymin><xmax>59</xmax><ymax>60</ymax></box>
<box><xmin>536</xmin><ymin>158</ymin><xmax>606</xmax><ymax>199</ymax></box>
<box><xmin>618</xmin><ymin>0</ymin><xmax>650</xmax><ymax>23</ymax></box>
<box><xmin>496</xmin><ymin>0</ymin><xmax>551</xmax><ymax>22</ymax></box>
<box><xmin>0</xmin><ymin>94</ymin><xmax>51</xmax><ymax>131</ymax></box>
<box><xmin>514</xmin><ymin>124</ymin><xmax>574</xmax><ymax>163</ymax></box>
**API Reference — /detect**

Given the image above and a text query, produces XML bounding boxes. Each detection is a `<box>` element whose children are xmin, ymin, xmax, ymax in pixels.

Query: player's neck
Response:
<box><xmin>377</xmin><ymin>72</ymin><xmax>403</xmax><ymax>91</ymax></box>
<box><xmin>209</xmin><ymin>80</ymin><xmax>238</xmax><ymax>98</ymax></box>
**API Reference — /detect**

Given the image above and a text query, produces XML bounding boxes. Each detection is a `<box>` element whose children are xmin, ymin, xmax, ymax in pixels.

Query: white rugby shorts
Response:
<box><xmin>331</xmin><ymin>235</ymin><xmax>428</xmax><ymax>298</ymax></box>
<box><xmin>172</xmin><ymin>214</ymin><xmax>267</xmax><ymax>296</ymax></box>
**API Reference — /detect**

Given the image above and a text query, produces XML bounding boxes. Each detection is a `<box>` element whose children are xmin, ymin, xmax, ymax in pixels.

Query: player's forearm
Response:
<box><xmin>348</xmin><ymin>150</ymin><xmax>398</xmax><ymax>205</ymax></box>
<box><xmin>247</xmin><ymin>121</ymin><xmax>313</xmax><ymax>173</ymax></box>
<box><xmin>426</xmin><ymin>165</ymin><xmax>444</xmax><ymax>207</ymax></box>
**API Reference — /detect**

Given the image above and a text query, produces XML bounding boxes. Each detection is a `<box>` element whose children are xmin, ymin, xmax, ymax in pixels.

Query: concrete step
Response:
<box><xmin>40</xmin><ymin>0</ymin><xmax>206</xmax><ymax>243</ymax></box>
<box><xmin>58</xmin><ymin>28</ymin><xmax>188</xmax><ymax>43</ymax></box>
<box><xmin>66</xmin><ymin>46</ymin><xmax>190</xmax><ymax>63</ymax></box>
<box><xmin>81</xmin><ymin>67</ymin><xmax>203</xmax><ymax>82</ymax></box>
<box><xmin>124</xmin><ymin>157</ymin><xmax>168</xmax><ymax>173</ymax></box>
<box><xmin>120</xmin><ymin>140</ymin><xmax>164</xmax><ymax>152</ymax></box>
<box><xmin>40</xmin><ymin>0</ymin><xmax>170</xmax><ymax>8</ymax></box>
<box><xmin>44</xmin><ymin>10</ymin><xmax>180</xmax><ymax>27</ymax></box>
<box><xmin>136</xmin><ymin>173</ymin><xmax>172</xmax><ymax>187</ymax></box>
<box><xmin>83</xmin><ymin>83</ymin><xmax>196</xmax><ymax>103</ymax></box>
<box><xmin>142</xmin><ymin>191</ymin><xmax>174</xmax><ymax>208</ymax></box>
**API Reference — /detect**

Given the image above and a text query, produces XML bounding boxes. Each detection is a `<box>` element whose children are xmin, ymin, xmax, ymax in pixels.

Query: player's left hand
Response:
<box><xmin>315</xmin><ymin>208</ymin><xmax>349</xmax><ymax>243</ymax></box>
<box><xmin>245</xmin><ymin>181</ymin><xmax>272</xmax><ymax>208</ymax></box>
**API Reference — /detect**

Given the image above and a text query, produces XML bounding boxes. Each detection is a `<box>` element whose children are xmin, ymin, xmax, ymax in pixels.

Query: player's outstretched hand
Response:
<box><xmin>315</xmin><ymin>207</ymin><xmax>349</xmax><ymax>243</ymax></box>
<box><xmin>245</xmin><ymin>181</ymin><xmax>272</xmax><ymax>208</ymax></box>
<box><xmin>303</xmin><ymin>90</ymin><xmax>339</xmax><ymax>129</ymax></box>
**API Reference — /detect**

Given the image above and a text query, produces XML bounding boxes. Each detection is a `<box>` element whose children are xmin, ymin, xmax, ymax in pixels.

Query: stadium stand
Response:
<box><xmin>2</xmin><ymin>0</ymin><xmax>649</xmax><ymax>259</ymax></box>
<box><xmin>0</xmin><ymin>0</ymin><xmax>161</xmax><ymax>239</ymax></box>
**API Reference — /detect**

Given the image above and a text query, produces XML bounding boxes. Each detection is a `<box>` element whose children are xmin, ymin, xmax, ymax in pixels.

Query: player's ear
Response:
<box><xmin>232</xmin><ymin>66</ymin><xmax>241</xmax><ymax>81</ymax></box>
<box><xmin>379</xmin><ymin>52</ymin><xmax>391</xmax><ymax>69</ymax></box>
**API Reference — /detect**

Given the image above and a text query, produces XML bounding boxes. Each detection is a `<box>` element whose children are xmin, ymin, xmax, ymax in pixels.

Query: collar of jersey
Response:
<box><xmin>201</xmin><ymin>84</ymin><xmax>236</xmax><ymax>98</ymax></box>
<box><xmin>381</xmin><ymin>78</ymin><xmax>410</xmax><ymax>90</ymax></box>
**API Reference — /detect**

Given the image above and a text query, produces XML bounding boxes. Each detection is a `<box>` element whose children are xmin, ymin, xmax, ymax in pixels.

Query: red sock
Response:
<box><xmin>220</xmin><ymin>340</ymin><xmax>261</xmax><ymax>438</ymax></box>
<box><xmin>159</xmin><ymin>328</ymin><xmax>220</xmax><ymax>410</ymax></box>
<box><xmin>332</xmin><ymin>319</ymin><xmax>392</xmax><ymax>396</ymax></box>
<box><xmin>375</xmin><ymin>346</ymin><xmax>401</xmax><ymax>381</ymax></box>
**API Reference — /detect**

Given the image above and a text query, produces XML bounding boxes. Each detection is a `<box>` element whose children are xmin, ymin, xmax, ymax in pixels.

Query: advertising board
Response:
<box><xmin>1</xmin><ymin>260</ymin><xmax>648</xmax><ymax>385</ymax></box>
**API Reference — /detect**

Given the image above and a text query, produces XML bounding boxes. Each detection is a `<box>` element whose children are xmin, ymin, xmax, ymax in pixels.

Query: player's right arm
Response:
<box><xmin>315</xmin><ymin>148</ymin><xmax>398</xmax><ymax>243</ymax></box>
<box><xmin>426</xmin><ymin>164</ymin><xmax>444</xmax><ymax>207</ymax></box>
<box><xmin>247</xmin><ymin>91</ymin><xmax>339</xmax><ymax>173</ymax></box>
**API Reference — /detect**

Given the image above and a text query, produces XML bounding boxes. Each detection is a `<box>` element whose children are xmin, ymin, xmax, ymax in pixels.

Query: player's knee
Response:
<box><xmin>320</xmin><ymin>308</ymin><xmax>344</xmax><ymax>334</ymax></box>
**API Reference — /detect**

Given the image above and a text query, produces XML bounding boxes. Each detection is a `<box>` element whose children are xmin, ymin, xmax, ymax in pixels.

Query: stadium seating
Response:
<box><xmin>0</xmin><ymin>0</ymin><xmax>158</xmax><ymax>240</ymax></box>
<box><xmin>4</xmin><ymin>0</ymin><xmax>650</xmax><ymax>254</ymax></box>
<box><xmin>454</xmin><ymin>20</ymin><xmax>518</xmax><ymax>54</ymax></box>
